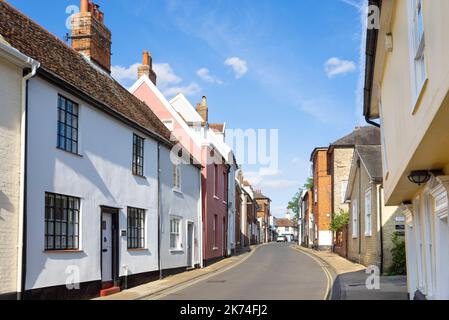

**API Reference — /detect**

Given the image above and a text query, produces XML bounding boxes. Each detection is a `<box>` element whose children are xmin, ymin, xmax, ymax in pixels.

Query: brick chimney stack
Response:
<box><xmin>71</xmin><ymin>0</ymin><xmax>112</xmax><ymax>73</ymax></box>
<box><xmin>138</xmin><ymin>51</ymin><xmax>157</xmax><ymax>85</ymax></box>
<box><xmin>196</xmin><ymin>96</ymin><xmax>208</xmax><ymax>123</ymax></box>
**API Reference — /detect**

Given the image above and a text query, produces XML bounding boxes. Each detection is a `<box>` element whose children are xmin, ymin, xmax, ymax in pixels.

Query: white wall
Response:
<box><xmin>159</xmin><ymin>146</ymin><xmax>201</xmax><ymax>270</ymax></box>
<box><xmin>0</xmin><ymin>57</ymin><xmax>22</xmax><ymax>295</ymax></box>
<box><xmin>227</xmin><ymin>165</ymin><xmax>236</xmax><ymax>255</ymax></box>
<box><xmin>25</xmin><ymin>78</ymin><xmax>162</xmax><ymax>290</ymax></box>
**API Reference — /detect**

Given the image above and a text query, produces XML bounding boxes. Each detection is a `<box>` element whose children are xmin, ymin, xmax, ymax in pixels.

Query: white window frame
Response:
<box><xmin>352</xmin><ymin>199</ymin><xmax>358</xmax><ymax>238</ymax></box>
<box><xmin>341</xmin><ymin>181</ymin><xmax>348</xmax><ymax>204</ymax></box>
<box><xmin>314</xmin><ymin>187</ymin><xmax>318</xmax><ymax>204</ymax></box>
<box><xmin>365</xmin><ymin>188</ymin><xmax>372</xmax><ymax>237</ymax></box>
<box><xmin>173</xmin><ymin>163</ymin><xmax>182</xmax><ymax>192</ymax></box>
<box><xmin>170</xmin><ymin>217</ymin><xmax>182</xmax><ymax>251</ymax></box>
<box><xmin>407</xmin><ymin>0</ymin><xmax>427</xmax><ymax>112</ymax></box>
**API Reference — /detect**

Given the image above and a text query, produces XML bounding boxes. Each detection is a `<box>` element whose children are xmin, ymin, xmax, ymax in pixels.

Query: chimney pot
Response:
<box><xmin>142</xmin><ymin>51</ymin><xmax>150</xmax><ymax>66</ymax></box>
<box><xmin>202</xmin><ymin>96</ymin><xmax>207</xmax><ymax>107</ymax></box>
<box><xmin>80</xmin><ymin>0</ymin><xmax>89</xmax><ymax>12</ymax></box>
<box><xmin>137</xmin><ymin>50</ymin><xmax>157</xmax><ymax>85</ymax></box>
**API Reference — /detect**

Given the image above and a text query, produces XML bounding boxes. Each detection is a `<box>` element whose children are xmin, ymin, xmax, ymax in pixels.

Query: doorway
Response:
<box><xmin>101</xmin><ymin>207</ymin><xmax>119</xmax><ymax>288</ymax></box>
<box><xmin>187</xmin><ymin>222</ymin><xmax>194</xmax><ymax>268</ymax></box>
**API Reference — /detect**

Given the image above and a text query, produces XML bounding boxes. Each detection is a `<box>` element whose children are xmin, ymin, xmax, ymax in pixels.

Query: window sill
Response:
<box><xmin>214</xmin><ymin>196</ymin><xmax>220</xmax><ymax>200</ymax></box>
<box><xmin>173</xmin><ymin>188</ymin><xmax>183</xmax><ymax>195</ymax></box>
<box><xmin>212</xmin><ymin>247</ymin><xmax>219</xmax><ymax>251</ymax></box>
<box><xmin>44</xmin><ymin>249</ymin><xmax>83</xmax><ymax>254</ymax></box>
<box><xmin>170</xmin><ymin>249</ymin><xmax>184</xmax><ymax>254</ymax></box>
<box><xmin>128</xmin><ymin>248</ymin><xmax>148</xmax><ymax>252</ymax></box>
<box><xmin>133</xmin><ymin>173</ymin><xmax>147</xmax><ymax>179</ymax></box>
<box><xmin>411</xmin><ymin>78</ymin><xmax>428</xmax><ymax>115</ymax></box>
<box><xmin>56</xmin><ymin>147</ymin><xmax>82</xmax><ymax>158</ymax></box>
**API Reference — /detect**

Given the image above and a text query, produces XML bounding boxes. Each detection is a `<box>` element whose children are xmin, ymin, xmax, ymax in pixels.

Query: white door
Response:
<box><xmin>101</xmin><ymin>213</ymin><xmax>113</xmax><ymax>282</ymax></box>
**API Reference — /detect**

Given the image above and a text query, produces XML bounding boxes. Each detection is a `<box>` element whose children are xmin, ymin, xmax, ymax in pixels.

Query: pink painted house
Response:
<box><xmin>130</xmin><ymin>52</ymin><xmax>230</xmax><ymax>265</ymax></box>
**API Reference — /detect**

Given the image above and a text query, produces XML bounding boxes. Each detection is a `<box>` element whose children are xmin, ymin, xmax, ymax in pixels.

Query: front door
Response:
<box><xmin>187</xmin><ymin>222</ymin><xmax>194</xmax><ymax>268</ymax></box>
<box><xmin>101</xmin><ymin>212</ymin><xmax>113</xmax><ymax>282</ymax></box>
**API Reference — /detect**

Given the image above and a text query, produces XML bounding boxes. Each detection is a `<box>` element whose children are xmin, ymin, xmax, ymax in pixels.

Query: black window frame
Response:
<box><xmin>132</xmin><ymin>134</ymin><xmax>145</xmax><ymax>176</ymax></box>
<box><xmin>57</xmin><ymin>95</ymin><xmax>79</xmax><ymax>154</ymax></box>
<box><xmin>127</xmin><ymin>207</ymin><xmax>145</xmax><ymax>249</ymax></box>
<box><xmin>45</xmin><ymin>192</ymin><xmax>80</xmax><ymax>251</ymax></box>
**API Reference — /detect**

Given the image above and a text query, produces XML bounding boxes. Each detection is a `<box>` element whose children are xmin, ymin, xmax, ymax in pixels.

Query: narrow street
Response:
<box><xmin>152</xmin><ymin>243</ymin><xmax>330</xmax><ymax>300</ymax></box>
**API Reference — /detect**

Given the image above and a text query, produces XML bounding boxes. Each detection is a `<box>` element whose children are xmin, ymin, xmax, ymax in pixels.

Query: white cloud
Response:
<box><xmin>324</xmin><ymin>57</ymin><xmax>357</xmax><ymax>78</ymax></box>
<box><xmin>224</xmin><ymin>57</ymin><xmax>248</xmax><ymax>79</ymax></box>
<box><xmin>111</xmin><ymin>63</ymin><xmax>140</xmax><ymax>84</ymax></box>
<box><xmin>112</xmin><ymin>61</ymin><xmax>200</xmax><ymax>98</ymax></box>
<box><xmin>196</xmin><ymin>68</ymin><xmax>223</xmax><ymax>84</ymax></box>
<box><xmin>162</xmin><ymin>82</ymin><xmax>201</xmax><ymax>98</ymax></box>
<box><xmin>153</xmin><ymin>63</ymin><xmax>182</xmax><ymax>87</ymax></box>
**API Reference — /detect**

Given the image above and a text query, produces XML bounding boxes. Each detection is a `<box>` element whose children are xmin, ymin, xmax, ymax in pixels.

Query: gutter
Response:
<box><xmin>363</xmin><ymin>0</ymin><xmax>382</xmax><ymax>128</ymax></box>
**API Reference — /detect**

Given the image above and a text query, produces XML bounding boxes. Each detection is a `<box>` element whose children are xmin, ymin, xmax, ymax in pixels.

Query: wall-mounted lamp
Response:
<box><xmin>407</xmin><ymin>170</ymin><xmax>431</xmax><ymax>186</ymax></box>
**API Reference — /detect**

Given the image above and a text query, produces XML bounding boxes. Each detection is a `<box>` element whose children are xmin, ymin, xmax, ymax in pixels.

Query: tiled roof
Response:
<box><xmin>254</xmin><ymin>190</ymin><xmax>270</xmax><ymax>201</ymax></box>
<box><xmin>0</xmin><ymin>1</ymin><xmax>172</xmax><ymax>144</ymax></box>
<box><xmin>331</xmin><ymin>126</ymin><xmax>380</xmax><ymax>147</ymax></box>
<box><xmin>276</xmin><ymin>219</ymin><xmax>296</xmax><ymax>228</ymax></box>
<box><xmin>209</xmin><ymin>123</ymin><xmax>224</xmax><ymax>133</ymax></box>
<box><xmin>356</xmin><ymin>145</ymin><xmax>383</xmax><ymax>180</ymax></box>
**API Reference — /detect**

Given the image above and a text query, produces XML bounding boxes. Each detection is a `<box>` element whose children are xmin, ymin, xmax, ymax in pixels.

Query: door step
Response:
<box><xmin>100</xmin><ymin>286</ymin><xmax>120</xmax><ymax>297</ymax></box>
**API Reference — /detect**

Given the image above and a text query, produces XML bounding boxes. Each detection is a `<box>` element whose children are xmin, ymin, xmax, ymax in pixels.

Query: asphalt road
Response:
<box><xmin>157</xmin><ymin>243</ymin><xmax>330</xmax><ymax>300</ymax></box>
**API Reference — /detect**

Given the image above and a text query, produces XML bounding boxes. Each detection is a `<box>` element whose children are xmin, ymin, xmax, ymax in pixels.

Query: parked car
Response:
<box><xmin>277</xmin><ymin>235</ymin><xmax>286</xmax><ymax>242</ymax></box>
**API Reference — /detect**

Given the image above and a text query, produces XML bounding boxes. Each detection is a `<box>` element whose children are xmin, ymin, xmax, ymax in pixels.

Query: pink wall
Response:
<box><xmin>133</xmin><ymin>81</ymin><xmax>228</xmax><ymax>263</ymax></box>
<box><xmin>133</xmin><ymin>82</ymin><xmax>202</xmax><ymax>162</ymax></box>
<box><xmin>201</xmin><ymin>147</ymin><xmax>228</xmax><ymax>262</ymax></box>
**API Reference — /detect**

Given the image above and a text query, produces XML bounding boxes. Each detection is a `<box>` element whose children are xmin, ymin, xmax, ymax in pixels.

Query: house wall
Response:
<box><xmin>159</xmin><ymin>147</ymin><xmax>201</xmax><ymax>270</ymax></box>
<box><xmin>235</xmin><ymin>185</ymin><xmax>241</xmax><ymax>250</ymax></box>
<box><xmin>347</xmin><ymin>164</ymin><xmax>379</xmax><ymax>267</ymax></box>
<box><xmin>332</xmin><ymin>148</ymin><xmax>354</xmax><ymax>213</ymax></box>
<box><xmin>202</xmin><ymin>146</ymin><xmax>228</xmax><ymax>263</ymax></box>
<box><xmin>25</xmin><ymin>77</ymin><xmax>161</xmax><ymax>292</ymax></box>
<box><xmin>0</xmin><ymin>57</ymin><xmax>22</xmax><ymax>296</ymax></box>
<box><xmin>132</xmin><ymin>78</ymin><xmax>202</xmax><ymax>163</ymax></box>
<box><xmin>227</xmin><ymin>165</ymin><xmax>236</xmax><ymax>255</ymax></box>
<box><xmin>312</xmin><ymin>150</ymin><xmax>332</xmax><ymax>249</ymax></box>
<box><xmin>375</xmin><ymin>0</ymin><xmax>449</xmax><ymax>204</ymax></box>
<box><xmin>347</xmin><ymin>161</ymin><xmax>402</xmax><ymax>270</ymax></box>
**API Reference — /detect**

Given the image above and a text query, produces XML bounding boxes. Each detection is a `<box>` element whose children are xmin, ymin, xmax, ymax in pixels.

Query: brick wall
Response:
<box><xmin>312</xmin><ymin>149</ymin><xmax>332</xmax><ymax>248</ymax></box>
<box><xmin>0</xmin><ymin>58</ymin><xmax>22</xmax><ymax>295</ymax></box>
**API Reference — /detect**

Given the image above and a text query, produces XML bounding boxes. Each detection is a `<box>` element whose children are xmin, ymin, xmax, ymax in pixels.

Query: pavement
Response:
<box><xmin>293</xmin><ymin>245</ymin><xmax>408</xmax><ymax>300</ymax></box>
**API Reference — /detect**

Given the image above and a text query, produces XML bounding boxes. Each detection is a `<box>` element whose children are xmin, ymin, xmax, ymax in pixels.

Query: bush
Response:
<box><xmin>330</xmin><ymin>210</ymin><xmax>349</xmax><ymax>232</ymax></box>
<box><xmin>388</xmin><ymin>232</ymin><xmax>407</xmax><ymax>276</ymax></box>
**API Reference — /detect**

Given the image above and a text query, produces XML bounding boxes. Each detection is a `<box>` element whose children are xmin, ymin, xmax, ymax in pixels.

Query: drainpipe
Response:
<box><xmin>357</xmin><ymin>159</ymin><xmax>362</xmax><ymax>261</ymax></box>
<box><xmin>377</xmin><ymin>184</ymin><xmax>384</xmax><ymax>274</ymax></box>
<box><xmin>157</xmin><ymin>142</ymin><xmax>162</xmax><ymax>280</ymax></box>
<box><xmin>198</xmin><ymin>168</ymin><xmax>204</xmax><ymax>268</ymax></box>
<box><xmin>17</xmin><ymin>58</ymin><xmax>40</xmax><ymax>300</ymax></box>
<box><xmin>365</xmin><ymin>115</ymin><xmax>380</xmax><ymax>128</ymax></box>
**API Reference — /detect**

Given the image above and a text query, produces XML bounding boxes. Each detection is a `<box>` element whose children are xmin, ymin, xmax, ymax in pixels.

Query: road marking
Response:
<box><xmin>142</xmin><ymin>244</ymin><xmax>267</xmax><ymax>300</ymax></box>
<box><xmin>290</xmin><ymin>245</ymin><xmax>333</xmax><ymax>300</ymax></box>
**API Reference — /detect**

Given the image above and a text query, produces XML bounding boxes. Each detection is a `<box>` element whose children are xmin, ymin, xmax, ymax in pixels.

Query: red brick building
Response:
<box><xmin>310</xmin><ymin>148</ymin><xmax>332</xmax><ymax>250</ymax></box>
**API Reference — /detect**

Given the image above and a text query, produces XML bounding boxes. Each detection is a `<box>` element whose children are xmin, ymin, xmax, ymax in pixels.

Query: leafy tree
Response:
<box><xmin>287</xmin><ymin>177</ymin><xmax>314</xmax><ymax>220</ymax></box>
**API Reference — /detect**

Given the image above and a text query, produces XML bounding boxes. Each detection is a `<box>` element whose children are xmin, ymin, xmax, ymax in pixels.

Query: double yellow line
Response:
<box><xmin>291</xmin><ymin>245</ymin><xmax>334</xmax><ymax>300</ymax></box>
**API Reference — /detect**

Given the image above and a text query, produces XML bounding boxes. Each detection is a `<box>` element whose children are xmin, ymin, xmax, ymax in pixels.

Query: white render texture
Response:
<box><xmin>0</xmin><ymin>57</ymin><xmax>22</xmax><ymax>295</ymax></box>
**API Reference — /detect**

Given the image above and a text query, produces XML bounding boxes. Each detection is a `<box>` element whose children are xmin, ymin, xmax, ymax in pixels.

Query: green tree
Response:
<box><xmin>287</xmin><ymin>177</ymin><xmax>313</xmax><ymax>220</ymax></box>
<box><xmin>329</xmin><ymin>210</ymin><xmax>349</xmax><ymax>232</ymax></box>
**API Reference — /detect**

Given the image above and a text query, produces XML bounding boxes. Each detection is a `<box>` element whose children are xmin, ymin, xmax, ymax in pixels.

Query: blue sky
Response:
<box><xmin>9</xmin><ymin>0</ymin><xmax>366</xmax><ymax>217</ymax></box>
